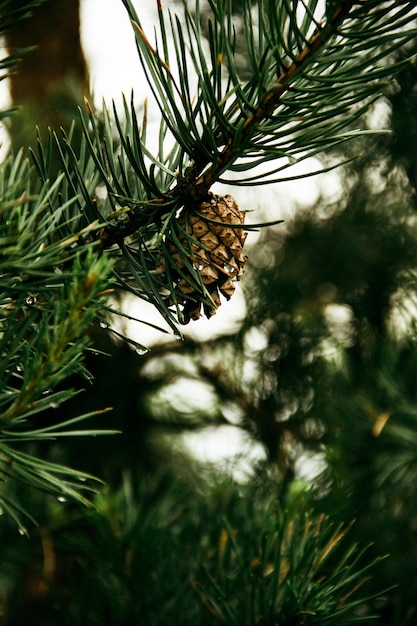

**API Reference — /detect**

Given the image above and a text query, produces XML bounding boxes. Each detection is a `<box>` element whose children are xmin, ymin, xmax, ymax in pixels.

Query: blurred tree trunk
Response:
<box><xmin>5</xmin><ymin>0</ymin><xmax>88</xmax><ymax>146</ymax></box>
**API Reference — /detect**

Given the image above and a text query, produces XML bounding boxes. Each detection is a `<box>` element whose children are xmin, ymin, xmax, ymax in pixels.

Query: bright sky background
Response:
<box><xmin>80</xmin><ymin>0</ymin><xmax>149</xmax><ymax>105</ymax></box>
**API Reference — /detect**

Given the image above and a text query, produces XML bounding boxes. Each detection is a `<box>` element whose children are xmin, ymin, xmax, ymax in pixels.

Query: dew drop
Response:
<box><xmin>224</xmin><ymin>263</ymin><xmax>236</xmax><ymax>275</ymax></box>
<box><xmin>57</xmin><ymin>496</ymin><xmax>67</xmax><ymax>503</ymax></box>
<box><xmin>18</xmin><ymin>528</ymin><xmax>25</xmax><ymax>536</ymax></box>
<box><xmin>135</xmin><ymin>346</ymin><xmax>149</xmax><ymax>356</ymax></box>
<box><xmin>99</xmin><ymin>321</ymin><xmax>108</xmax><ymax>329</ymax></box>
<box><xmin>16</xmin><ymin>363</ymin><xmax>24</xmax><ymax>372</ymax></box>
<box><xmin>25</xmin><ymin>295</ymin><xmax>37</xmax><ymax>305</ymax></box>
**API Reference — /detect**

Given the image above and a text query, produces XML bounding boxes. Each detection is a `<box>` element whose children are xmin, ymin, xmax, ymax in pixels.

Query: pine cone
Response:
<box><xmin>157</xmin><ymin>193</ymin><xmax>248</xmax><ymax>324</ymax></box>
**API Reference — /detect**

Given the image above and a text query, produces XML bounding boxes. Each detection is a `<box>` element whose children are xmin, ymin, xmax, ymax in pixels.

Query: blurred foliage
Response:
<box><xmin>0</xmin><ymin>469</ymin><xmax>385</xmax><ymax>626</ymax></box>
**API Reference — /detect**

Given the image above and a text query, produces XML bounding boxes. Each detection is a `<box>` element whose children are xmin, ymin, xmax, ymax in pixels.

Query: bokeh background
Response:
<box><xmin>2</xmin><ymin>1</ymin><xmax>417</xmax><ymax>624</ymax></box>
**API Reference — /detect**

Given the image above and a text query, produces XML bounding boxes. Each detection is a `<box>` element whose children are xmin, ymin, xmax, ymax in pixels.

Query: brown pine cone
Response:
<box><xmin>156</xmin><ymin>193</ymin><xmax>248</xmax><ymax>324</ymax></box>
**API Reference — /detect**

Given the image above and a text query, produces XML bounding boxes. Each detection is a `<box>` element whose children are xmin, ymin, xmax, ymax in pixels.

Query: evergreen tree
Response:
<box><xmin>1</xmin><ymin>1</ymin><xmax>417</xmax><ymax>624</ymax></box>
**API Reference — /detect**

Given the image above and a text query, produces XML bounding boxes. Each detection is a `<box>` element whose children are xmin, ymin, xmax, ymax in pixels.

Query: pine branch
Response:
<box><xmin>192</xmin><ymin>0</ymin><xmax>359</xmax><ymax>196</ymax></box>
<box><xmin>52</xmin><ymin>0</ymin><xmax>417</xmax><ymax>326</ymax></box>
<box><xmin>196</xmin><ymin>505</ymin><xmax>386</xmax><ymax>624</ymax></box>
<box><xmin>0</xmin><ymin>149</ymin><xmax>116</xmax><ymax>531</ymax></box>
<box><xmin>119</xmin><ymin>0</ymin><xmax>417</xmax><ymax>193</ymax></box>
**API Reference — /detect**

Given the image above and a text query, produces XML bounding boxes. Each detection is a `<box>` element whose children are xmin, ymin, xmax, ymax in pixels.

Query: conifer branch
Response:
<box><xmin>59</xmin><ymin>0</ymin><xmax>416</xmax><ymax>324</ymax></box>
<box><xmin>191</xmin><ymin>0</ymin><xmax>357</xmax><ymax>198</ymax></box>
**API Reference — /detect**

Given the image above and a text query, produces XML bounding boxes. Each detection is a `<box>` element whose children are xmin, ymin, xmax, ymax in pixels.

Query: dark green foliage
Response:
<box><xmin>0</xmin><ymin>471</ymin><xmax>384</xmax><ymax>625</ymax></box>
